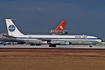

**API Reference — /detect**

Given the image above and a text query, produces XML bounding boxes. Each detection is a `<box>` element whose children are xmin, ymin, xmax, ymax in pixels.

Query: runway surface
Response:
<box><xmin>0</xmin><ymin>44</ymin><xmax>105</xmax><ymax>49</ymax></box>
<box><xmin>0</xmin><ymin>45</ymin><xmax>105</xmax><ymax>70</ymax></box>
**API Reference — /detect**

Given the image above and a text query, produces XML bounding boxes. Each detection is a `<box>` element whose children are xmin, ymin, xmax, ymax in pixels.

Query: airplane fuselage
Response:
<box><xmin>15</xmin><ymin>35</ymin><xmax>101</xmax><ymax>45</ymax></box>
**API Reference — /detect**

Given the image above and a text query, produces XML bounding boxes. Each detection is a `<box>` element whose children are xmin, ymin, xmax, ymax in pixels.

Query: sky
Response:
<box><xmin>0</xmin><ymin>0</ymin><xmax>105</xmax><ymax>40</ymax></box>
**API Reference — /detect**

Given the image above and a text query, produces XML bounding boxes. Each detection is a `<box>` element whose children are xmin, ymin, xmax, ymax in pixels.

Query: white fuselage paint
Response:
<box><xmin>16</xmin><ymin>35</ymin><xmax>101</xmax><ymax>45</ymax></box>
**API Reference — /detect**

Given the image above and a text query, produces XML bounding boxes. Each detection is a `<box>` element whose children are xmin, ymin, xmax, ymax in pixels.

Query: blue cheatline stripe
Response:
<box><xmin>17</xmin><ymin>37</ymin><xmax>97</xmax><ymax>40</ymax></box>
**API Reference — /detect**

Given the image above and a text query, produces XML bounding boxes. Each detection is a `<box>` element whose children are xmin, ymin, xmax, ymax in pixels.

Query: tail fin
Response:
<box><xmin>5</xmin><ymin>19</ymin><xmax>24</xmax><ymax>36</ymax></box>
<box><xmin>55</xmin><ymin>21</ymin><xmax>67</xmax><ymax>31</ymax></box>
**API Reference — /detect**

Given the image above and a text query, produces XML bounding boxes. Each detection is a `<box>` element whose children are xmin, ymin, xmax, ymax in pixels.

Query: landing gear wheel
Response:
<box><xmin>53</xmin><ymin>44</ymin><xmax>56</xmax><ymax>47</ymax></box>
<box><xmin>36</xmin><ymin>44</ymin><xmax>41</xmax><ymax>46</ymax></box>
<box><xmin>30</xmin><ymin>44</ymin><xmax>35</xmax><ymax>46</ymax></box>
<box><xmin>89</xmin><ymin>45</ymin><xmax>92</xmax><ymax>48</ymax></box>
<box><xmin>49</xmin><ymin>44</ymin><xmax>56</xmax><ymax>47</ymax></box>
<box><xmin>4</xmin><ymin>44</ymin><xmax>6</xmax><ymax>46</ymax></box>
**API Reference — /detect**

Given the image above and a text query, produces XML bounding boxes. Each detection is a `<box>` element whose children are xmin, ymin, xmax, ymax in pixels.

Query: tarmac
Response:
<box><xmin>0</xmin><ymin>44</ymin><xmax>105</xmax><ymax>49</ymax></box>
<box><xmin>0</xmin><ymin>44</ymin><xmax>105</xmax><ymax>70</ymax></box>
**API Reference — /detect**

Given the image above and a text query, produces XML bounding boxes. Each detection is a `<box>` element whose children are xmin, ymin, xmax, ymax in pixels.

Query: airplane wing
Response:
<box><xmin>36</xmin><ymin>38</ymin><xmax>71</xmax><ymax>45</ymax></box>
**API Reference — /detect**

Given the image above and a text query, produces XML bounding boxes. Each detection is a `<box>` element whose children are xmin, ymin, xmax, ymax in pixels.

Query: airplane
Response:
<box><xmin>49</xmin><ymin>21</ymin><xmax>68</xmax><ymax>35</ymax></box>
<box><xmin>4</xmin><ymin>19</ymin><xmax>102</xmax><ymax>47</ymax></box>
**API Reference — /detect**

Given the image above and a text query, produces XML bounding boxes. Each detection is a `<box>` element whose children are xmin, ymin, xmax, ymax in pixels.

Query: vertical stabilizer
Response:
<box><xmin>55</xmin><ymin>21</ymin><xmax>67</xmax><ymax>31</ymax></box>
<box><xmin>5</xmin><ymin>19</ymin><xmax>24</xmax><ymax>36</ymax></box>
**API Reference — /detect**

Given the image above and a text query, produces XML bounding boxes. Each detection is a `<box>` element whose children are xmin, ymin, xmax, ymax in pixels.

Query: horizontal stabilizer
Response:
<box><xmin>3</xmin><ymin>35</ymin><xmax>17</xmax><ymax>38</ymax></box>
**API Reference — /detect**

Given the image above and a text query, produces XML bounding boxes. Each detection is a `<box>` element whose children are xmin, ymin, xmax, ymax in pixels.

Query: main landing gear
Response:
<box><xmin>30</xmin><ymin>44</ymin><xmax>41</xmax><ymax>46</ymax></box>
<box><xmin>4</xmin><ymin>43</ymin><xmax>6</xmax><ymax>46</ymax></box>
<box><xmin>89</xmin><ymin>44</ymin><xmax>92</xmax><ymax>48</ymax></box>
<box><xmin>49</xmin><ymin>44</ymin><xmax>56</xmax><ymax>47</ymax></box>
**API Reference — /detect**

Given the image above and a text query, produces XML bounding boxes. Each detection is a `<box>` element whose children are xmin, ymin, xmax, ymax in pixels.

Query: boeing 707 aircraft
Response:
<box><xmin>5</xmin><ymin>19</ymin><xmax>102</xmax><ymax>47</ymax></box>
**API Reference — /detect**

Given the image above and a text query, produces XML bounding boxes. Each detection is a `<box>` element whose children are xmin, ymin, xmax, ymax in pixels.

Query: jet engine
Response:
<box><xmin>48</xmin><ymin>40</ymin><xmax>70</xmax><ymax>45</ymax></box>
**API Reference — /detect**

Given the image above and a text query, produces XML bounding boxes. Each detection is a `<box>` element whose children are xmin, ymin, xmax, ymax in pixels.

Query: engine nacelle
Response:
<box><xmin>48</xmin><ymin>40</ymin><xmax>70</xmax><ymax>45</ymax></box>
<box><xmin>49</xmin><ymin>30</ymin><xmax>68</xmax><ymax>35</ymax></box>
